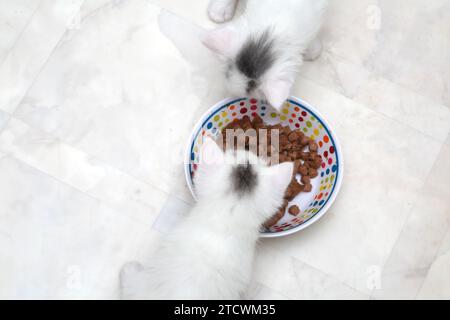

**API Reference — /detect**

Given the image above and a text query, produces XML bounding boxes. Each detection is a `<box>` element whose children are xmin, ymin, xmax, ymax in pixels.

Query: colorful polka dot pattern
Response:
<box><xmin>188</xmin><ymin>98</ymin><xmax>340</xmax><ymax>234</ymax></box>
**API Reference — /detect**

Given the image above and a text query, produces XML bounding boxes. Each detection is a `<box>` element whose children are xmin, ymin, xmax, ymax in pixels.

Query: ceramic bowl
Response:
<box><xmin>184</xmin><ymin>96</ymin><xmax>343</xmax><ymax>237</ymax></box>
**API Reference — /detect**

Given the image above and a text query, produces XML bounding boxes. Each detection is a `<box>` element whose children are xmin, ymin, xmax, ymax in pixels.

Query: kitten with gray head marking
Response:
<box><xmin>203</xmin><ymin>0</ymin><xmax>328</xmax><ymax>110</ymax></box>
<box><xmin>120</xmin><ymin>137</ymin><xmax>293</xmax><ymax>299</ymax></box>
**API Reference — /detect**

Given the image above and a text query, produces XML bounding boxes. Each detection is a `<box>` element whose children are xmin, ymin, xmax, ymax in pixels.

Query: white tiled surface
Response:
<box><xmin>0</xmin><ymin>0</ymin><xmax>449</xmax><ymax>299</ymax></box>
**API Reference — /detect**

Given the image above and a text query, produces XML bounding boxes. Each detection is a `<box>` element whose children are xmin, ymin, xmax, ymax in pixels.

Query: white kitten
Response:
<box><xmin>203</xmin><ymin>0</ymin><xmax>328</xmax><ymax>110</ymax></box>
<box><xmin>120</xmin><ymin>137</ymin><xmax>293</xmax><ymax>299</ymax></box>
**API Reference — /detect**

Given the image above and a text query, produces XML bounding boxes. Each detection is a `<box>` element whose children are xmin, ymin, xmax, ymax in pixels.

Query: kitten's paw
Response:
<box><xmin>303</xmin><ymin>39</ymin><xmax>323</xmax><ymax>61</ymax></box>
<box><xmin>207</xmin><ymin>0</ymin><xmax>237</xmax><ymax>23</ymax></box>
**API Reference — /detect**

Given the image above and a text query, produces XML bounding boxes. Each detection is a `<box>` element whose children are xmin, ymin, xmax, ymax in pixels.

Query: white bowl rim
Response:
<box><xmin>184</xmin><ymin>96</ymin><xmax>344</xmax><ymax>238</ymax></box>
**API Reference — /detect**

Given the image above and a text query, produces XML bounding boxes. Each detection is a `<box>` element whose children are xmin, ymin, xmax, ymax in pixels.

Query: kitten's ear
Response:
<box><xmin>199</xmin><ymin>137</ymin><xmax>225</xmax><ymax>166</ymax></box>
<box><xmin>266</xmin><ymin>162</ymin><xmax>294</xmax><ymax>195</ymax></box>
<box><xmin>263</xmin><ymin>78</ymin><xmax>293</xmax><ymax>111</ymax></box>
<box><xmin>200</xmin><ymin>26</ymin><xmax>239</xmax><ymax>57</ymax></box>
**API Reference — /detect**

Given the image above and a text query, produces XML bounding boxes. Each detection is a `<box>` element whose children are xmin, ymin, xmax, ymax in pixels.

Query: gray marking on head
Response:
<box><xmin>246</xmin><ymin>79</ymin><xmax>257</xmax><ymax>93</ymax></box>
<box><xmin>231</xmin><ymin>162</ymin><xmax>258</xmax><ymax>195</ymax></box>
<box><xmin>236</xmin><ymin>29</ymin><xmax>275</xmax><ymax>82</ymax></box>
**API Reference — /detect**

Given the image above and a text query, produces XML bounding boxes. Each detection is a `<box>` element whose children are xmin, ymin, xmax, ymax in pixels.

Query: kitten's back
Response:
<box><xmin>121</xmin><ymin>196</ymin><xmax>258</xmax><ymax>299</ymax></box>
<box><xmin>120</xmin><ymin>145</ymin><xmax>293</xmax><ymax>300</ymax></box>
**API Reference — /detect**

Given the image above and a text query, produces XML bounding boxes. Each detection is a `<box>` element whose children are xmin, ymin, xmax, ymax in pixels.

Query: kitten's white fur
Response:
<box><xmin>203</xmin><ymin>0</ymin><xmax>328</xmax><ymax>110</ymax></box>
<box><xmin>120</xmin><ymin>138</ymin><xmax>293</xmax><ymax>299</ymax></box>
<box><xmin>207</xmin><ymin>0</ymin><xmax>238</xmax><ymax>23</ymax></box>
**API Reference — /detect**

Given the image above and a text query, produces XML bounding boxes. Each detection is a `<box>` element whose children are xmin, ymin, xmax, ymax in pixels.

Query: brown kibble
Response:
<box><xmin>300</xmin><ymin>135</ymin><xmax>310</xmax><ymax>146</ymax></box>
<box><xmin>312</xmin><ymin>160</ymin><xmax>321</xmax><ymax>167</ymax></box>
<box><xmin>276</xmin><ymin>209</ymin><xmax>285</xmax><ymax>219</ymax></box>
<box><xmin>281</xmin><ymin>126</ymin><xmax>291</xmax><ymax>135</ymax></box>
<box><xmin>251</xmin><ymin>114</ymin><xmax>263</xmax><ymax>128</ymax></box>
<box><xmin>298</xmin><ymin>165</ymin><xmax>309</xmax><ymax>176</ymax></box>
<box><xmin>279</xmin><ymin>154</ymin><xmax>290</xmax><ymax>163</ymax></box>
<box><xmin>284</xmin><ymin>178</ymin><xmax>304</xmax><ymax>201</ymax></box>
<box><xmin>240</xmin><ymin>115</ymin><xmax>253</xmax><ymax>130</ymax></box>
<box><xmin>263</xmin><ymin>201</ymin><xmax>287</xmax><ymax>228</ymax></box>
<box><xmin>311</xmin><ymin>155</ymin><xmax>322</xmax><ymax>169</ymax></box>
<box><xmin>304</xmin><ymin>160</ymin><xmax>315</xmax><ymax>170</ymax></box>
<box><xmin>309</xmin><ymin>149</ymin><xmax>318</xmax><ymax>156</ymax></box>
<box><xmin>295</xmin><ymin>130</ymin><xmax>305</xmax><ymax>138</ymax></box>
<box><xmin>309</xmin><ymin>140</ymin><xmax>318</xmax><ymax>152</ymax></box>
<box><xmin>288</xmin><ymin>205</ymin><xmax>300</xmax><ymax>216</ymax></box>
<box><xmin>280</xmin><ymin>135</ymin><xmax>289</xmax><ymax>147</ymax></box>
<box><xmin>288</xmin><ymin>131</ymin><xmax>298</xmax><ymax>142</ymax></box>
<box><xmin>299</xmin><ymin>152</ymin><xmax>309</xmax><ymax>160</ymax></box>
<box><xmin>278</xmin><ymin>200</ymin><xmax>288</xmax><ymax>215</ymax></box>
<box><xmin>293</xmin><ymin>160</ymin><xmax>302</xmax><ymax>175</ymax></box>
<box><xmin>301</xmin><ymin>175</ymin><xmax>311</xmax><ymax>185</ymax></box>
<box><xmin>263</xmin><ymin>215</ymin><xmax>280</xmax><ymax>228</ymax></box>
<box><xmin>289</xmin><ymin>151</ymin><xmax>298</xmax><ymax>160</ymax></box>
<box><xmin>218</xmin><ymin>118</ymin><xmax>321</xmax><ymax>229</ymax></box>
<box><xmin>309</xmin><ymin>168</ymin><xmax>318</xmax><ymax>178</ymax></box>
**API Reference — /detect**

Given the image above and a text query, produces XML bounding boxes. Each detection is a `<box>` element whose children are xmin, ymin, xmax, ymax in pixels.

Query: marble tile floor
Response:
<box><xmin>0</xmin><ymin>0</ymin><xmax>449</xmax><ymax>299</ymax></box>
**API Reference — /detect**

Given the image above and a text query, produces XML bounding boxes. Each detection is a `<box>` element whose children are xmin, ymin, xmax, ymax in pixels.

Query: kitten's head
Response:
<box><xmin>201</xmin><ymin>26</ymin><xmax>296</xmax><ymax>111</ymax></box>
<box><xmin>194</xmin><ymin>137</ymin><xmax>293</xmax><ymax>221</ymax></box>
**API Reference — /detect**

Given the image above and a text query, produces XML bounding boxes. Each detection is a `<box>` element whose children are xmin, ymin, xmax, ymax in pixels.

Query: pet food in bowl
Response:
<box><xmin>185</xmin><ymin>97</ymin><xmax>343</xmax><ymax>237</ymax></box>
<box><xmin>219</xmin><ymin>114</ymin><xmax>322</xmax><ymax>228</ymax></box>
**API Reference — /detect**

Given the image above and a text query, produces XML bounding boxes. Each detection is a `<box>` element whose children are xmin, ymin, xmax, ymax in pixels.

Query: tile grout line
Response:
<box><xmin>9</xmin><ymin>110</ymin><xmax>187</xmax><ymax>199</ymax></box>
<box><xmin>324</xmin><ymin>48</ymin><xmax>450</xmax><ymax>110</ymax></box>
<box><xmin>1</xmin><ymin>151</ymin><xmax>166</xmax><ymax>227</ymax></box>
<box><xmin>290</xmin><ymin>253</ymin><xmax>369</xmax><ymax>299</ymax></box>
<box><xmin>261</xmin><ymin>143</ymin><xmax>445</xmax><ymax>299</ymax></box>
<box><xmin>5</xmin><ymin>1</ymin><xmax>184</xmax><ymax>204</ymax></box>
<box><xmin>7</xmin><ymin>1</ymin><xmax>445</xmax><ymax>204</ymax></box>
<box><xmin>0</xmin><ymin>114</ymin><xmax>13</xmax><ymax>136</ymax></box>
<box><xmin>6</xmin><ymin>0</ymin><xmax>86</xmax><ymax>115</ymax></box>
<box><xmin>0</xmin><ymin>0</ymin><xmax>44</xmax><ymax>70</ymax></box>
<box><xmin>80</xmin><ymin>0</ymin><xmax>114</xmax><ymax>21</ymax></box>
<box><xmin>300</xmin><ymin>48</ymin><xmax>450</xmax><ymax>143</ymax></box>
<box><xmin>264</xmin><ymin>242</ymin><xmax>370</xmax><ymax>298</ymax></box>
<box><xmin>8</xmin><ymin>0</ymin><xmax>122</xmax><ymax>117</ymax></box>
<box><xmin>368</xmin><ymin>143</ymin><xmax>447</xmax><ymax>299</ymax></box>
<box><xmin>251</xmin><ymin>282</ymin><xmax>294</xmax><ymax>300</ymax></box>
<box><xmin>1</xmin><ymin>113</ymin><xmax>176</xmax><ymax>208</ymax></box>
<box><xmin>413</xmin><ymin>224</ymin><xmax>450</xmax><ymax>299</ymax></box>
<box><xmin>298</xmin><ymin>73</ymin><xmax>450</xmax><ymax>145</ymax></box>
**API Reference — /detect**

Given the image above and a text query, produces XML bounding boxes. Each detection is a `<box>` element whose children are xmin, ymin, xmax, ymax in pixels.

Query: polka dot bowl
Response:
<box><xmin>184</xmin><ymin>96</ymin><xmax>343</xmax><ymax>237</ymax></box>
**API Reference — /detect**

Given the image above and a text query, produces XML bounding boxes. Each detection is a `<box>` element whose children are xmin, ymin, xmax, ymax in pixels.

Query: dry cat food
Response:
<box><xmin>288</xmin><ymin>205</ymin><xmax>300</xmax><ymax>216</ymax></box>
<box><xmin>220</xmin><ymin>115</ymin><xmax>322</xmax><ymax>228</ymax></box>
